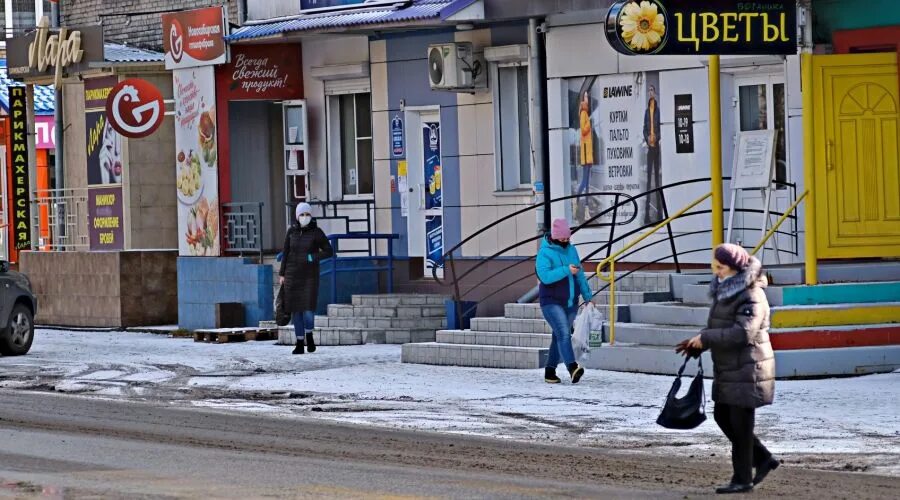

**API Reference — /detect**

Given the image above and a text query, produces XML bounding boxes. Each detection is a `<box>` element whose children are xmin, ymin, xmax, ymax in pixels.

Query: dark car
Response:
<box><xmin>0</xmin><ymin>261</ymin><xmax>36</xmax><ymax>356</ymax></box>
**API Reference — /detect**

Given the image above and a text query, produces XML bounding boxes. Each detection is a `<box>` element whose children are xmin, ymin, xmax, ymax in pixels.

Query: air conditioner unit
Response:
<box><xmin>428</xmin><ymin>42</ymin><xmax>483</xmax><ymax>91</ymax></box>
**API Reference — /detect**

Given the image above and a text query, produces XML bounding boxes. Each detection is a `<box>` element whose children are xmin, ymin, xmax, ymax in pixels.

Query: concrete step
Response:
<box><xmin>683</xmin><ymin>284</ymin><xmax>783</xmax><ymax>306</ymax></box>
<box><xmin>629</xmin><ymin>303</ymin><xmax>709</xmax><ymax>327</ymax></box>
<box><xmin>773</xmin><ymin>302</ymin><xmax>900</xmax><ymax>328</ymax></box>
<box><xmin>311</xmin><ymin>327</ymin><xmax>364</xmax><ymax>346</ymax></box>
<box><xmin>587</xmin><ymin>272</ymin><xmax>671</xmax><ymax>293</ymax></box>
<box><xmin>607</xmin><ymin>323</ymin><xmax>698</xmax><ymax>346</ymax></box>
<box><xmin>630</xmin><ymin>301</ymin><xmax>900</xmax><ymax>329</ymax></box>
<box><xmin>436</xmin><ymin>330</ymin><xmax>551</xmax><ymax>348</ymax></box>
<box><xmin>502</xmin><ymin>292</ymin><xmax>671</xmax><ymax>320</ymax></box>
<box><xmin>767</xmin><ymin>262</ymin><xmax>900</xmax><ymax>285</ymax></box>
<box><xmin>683</xmin><ymin>281</ymin><xmax>900</xmax><ymax>308</ymax></box>
<box><xmin>315</xmin><ymin>316</ymin><xmax>447</xmax><ymax>330</ymax></box>
<box><xmin>351</xmin><ymin>294</ymin><xmax>448</xmax><ymax>307</ymax></box>
<box><xmin>470</xmin><ymin>317</ymin><xmax>553</xmax><ymax>334</ymax></box>
<box><xmin>362</xmin><ymin>328</ymin><xmax>436</xmax><ymax>344</ymax></box>
<box><xmin>582</xmin><ymin>344</ymin><xmax>900</xmax><ymax>378</ymax></box>
<box><xmin>326</xmin><ymin>304</ymin><xmax>446</xmax><ymax>318</ymax></box>
<box><xmin>401</xmin><ymin>342</ymin><xmax>548</xmax><ymax>369</ymax></box>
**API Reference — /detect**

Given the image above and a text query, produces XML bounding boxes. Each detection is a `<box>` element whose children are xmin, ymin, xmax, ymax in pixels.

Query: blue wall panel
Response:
<box><xmin>177</xmin><ymin>257</ymin><xmax>274</xmax><ymax>330</ymax></box>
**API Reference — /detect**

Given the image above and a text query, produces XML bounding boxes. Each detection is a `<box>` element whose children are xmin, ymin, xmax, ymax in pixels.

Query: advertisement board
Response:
<box><xmin>6</xmin><ymin>17</ymin><xmax>104</xmax><ymax>85</ymax></box>
<box><xmin>221</xmin><ymin>44</ymin><xmax>303</xmax><ymax>100</ymax></box>
<box><xmin>88</xmin><ymin>187</ymin><xmax>125</xmax><ymax>250</ymax></box>
<box><xmin>174</xmin><ymin>66</ymin><xmax>221</xmax><ymax>256</ymax></box>
<box><xmin>9</xmin><ymin>87</ymin><xmax>31</xmax><ymax>251</ymax></box>
<box><xmin>162</xmin><ymin>7</ymin><xmax>228</xmax><ymax>70</ymax></box>
<box><xmin>84</xmin><ymin>76</ymin><xmax>123</xmax><ymax>186</ymax></box>
<box><xmin>605</xmin><ymin>0</ymin><xmax>797</xmax><ymax>56</ymax></box>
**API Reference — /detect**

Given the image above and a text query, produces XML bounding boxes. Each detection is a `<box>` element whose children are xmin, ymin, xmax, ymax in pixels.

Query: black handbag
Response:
<box><xmin>275</xmin><ymin>285</ymin><xmax>291</xmax><ymax>327</ymax></box>
<box><xmin>656</xmin><ymin>356</ymin><xmax>707</xmax><ymax>430</ymax></box>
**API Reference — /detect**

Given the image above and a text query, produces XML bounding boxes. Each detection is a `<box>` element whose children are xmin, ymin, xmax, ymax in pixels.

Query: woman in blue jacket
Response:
<box><xmin>536</xmin><ymin>218</ymin><xmax>593</xmax><ymax>384</ymax></box>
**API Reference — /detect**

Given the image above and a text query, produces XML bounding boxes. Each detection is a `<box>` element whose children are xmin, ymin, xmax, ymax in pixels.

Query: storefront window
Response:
<box><xmin>495</xmin><ymin>65</ymin><xmax>531</xmax><ymax>190</ymax></box>
<box><xmin>738</xmin><ymin>81</ymin><xmax>787</xmax><ymax>189</ymax></box>
<box><xmin>335</xmin><ymin>93</ymin><xmax>373</xmax><ymax>197</ymax></box>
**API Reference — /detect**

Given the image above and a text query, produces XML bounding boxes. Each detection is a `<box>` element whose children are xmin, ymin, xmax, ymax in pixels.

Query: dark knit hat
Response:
<box><xmin>714</xmin><ymin>243</ymin><xmax>750</xmax><ymax>271</ymax></box>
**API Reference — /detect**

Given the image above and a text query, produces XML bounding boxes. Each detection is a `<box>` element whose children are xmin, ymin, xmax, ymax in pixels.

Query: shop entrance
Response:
<box><xmin>404</xmin><ymin>108</ymin><xmax>444</xmax><ymax>279</ymax></box>
<box><xmin>732</xmin><ymin>73</ymin><xmax>794</xmax><ymax>259</ymax></box>
<box><xmin>228</xmin><ymin>101</ymin><xmax>287</xmax><ymax>251</ymax></box>
<box><xmin>813</xmin><ymin>53</ymin><xmax>900</xmax><ymax>259</ymax></box>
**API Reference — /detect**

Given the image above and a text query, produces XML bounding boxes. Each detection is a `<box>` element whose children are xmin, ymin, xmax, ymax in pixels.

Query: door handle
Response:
<box><xmin>418</xmin><ymin>183</ymin><xmax>426</xmax><ymax>210</ymax></box>
<box><xmin>826</xmin><ymin>139</ymin><xmax>835</xmax><ymax>171</ymax></box>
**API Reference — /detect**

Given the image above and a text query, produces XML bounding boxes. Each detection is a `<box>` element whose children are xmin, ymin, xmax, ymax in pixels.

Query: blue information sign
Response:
<box><xmin>391</xmin><ymin>114</ymin><xmax>404</xmax><ymax>158</ymax></box>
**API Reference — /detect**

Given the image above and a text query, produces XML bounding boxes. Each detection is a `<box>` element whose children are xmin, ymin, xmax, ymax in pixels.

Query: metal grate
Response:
<box><xmin>223</xmin><ymin>202</ymin><xmax>264</xmax><ymax>262</ymax></box>
<box><xmin>31</xmin><ymin>188</ymin><xmax>90</xmax><ymax>252</ymax></box>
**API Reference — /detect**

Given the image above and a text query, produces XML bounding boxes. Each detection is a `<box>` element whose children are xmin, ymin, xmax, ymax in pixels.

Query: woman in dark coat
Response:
<box><xmin>678</xmin><ymin>243</ymin><xmax>779</xmax><ymax>494</ymax></box>
<box><xmin>279</xmin><ymin>202</ymin><xmax>333</xmax><ymax>355</ymax></box>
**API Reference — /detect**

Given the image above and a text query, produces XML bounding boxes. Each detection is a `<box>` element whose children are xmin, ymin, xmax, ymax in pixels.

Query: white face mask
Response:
<box><xmin>298</xmin><ymin>215</ymin><xmax>312</xmax><ymax>227</ymax></box>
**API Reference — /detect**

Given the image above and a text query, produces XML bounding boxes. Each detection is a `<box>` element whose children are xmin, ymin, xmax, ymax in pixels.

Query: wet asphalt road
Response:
<box><xmin>0</xmin><ymin>390</ymin><xmax>897</xmax><ymax>499</ymax></box>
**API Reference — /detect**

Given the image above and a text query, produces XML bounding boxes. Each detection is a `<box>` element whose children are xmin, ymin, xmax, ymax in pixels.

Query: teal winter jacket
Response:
<box><xmin>536</xmin><ymin>235</ymin><xmax>593</xmax><ymax>308</ymax></box>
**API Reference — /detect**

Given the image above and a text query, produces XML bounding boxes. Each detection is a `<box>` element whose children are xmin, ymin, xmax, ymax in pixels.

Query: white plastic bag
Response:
<box><xmin>573</xmin><ymin>303</ymin><xmax>605</xmax><ymax>359</ymax></box>
<box><xmin>572</xmin><ymin>303</ymin><xmax>598</xmax><ymax>360</ymax></box>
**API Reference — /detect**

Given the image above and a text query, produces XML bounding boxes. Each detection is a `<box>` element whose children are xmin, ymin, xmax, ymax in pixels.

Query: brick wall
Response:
<box><xmin>61</xmin><ymin>1</ymin><xmax>241</xmax><ymax>51</ymax></box>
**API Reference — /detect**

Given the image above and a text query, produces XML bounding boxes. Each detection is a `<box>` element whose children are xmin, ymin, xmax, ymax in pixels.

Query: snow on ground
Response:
<box><xmin>2</xmin><ymin>328</ymin><xmax>898</xmax><ymax>476</ymax></box>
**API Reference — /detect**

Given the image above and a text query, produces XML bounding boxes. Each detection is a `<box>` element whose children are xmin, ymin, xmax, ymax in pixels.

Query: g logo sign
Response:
<box><xmin>105</xmin><ymin>78</ymin><xmax>166</xmax><ymax>139</ymax></box>
<box><xmin>169</xmin><ymin>18</ymin><xmax>184</xmax><ymax>63</ymax></box>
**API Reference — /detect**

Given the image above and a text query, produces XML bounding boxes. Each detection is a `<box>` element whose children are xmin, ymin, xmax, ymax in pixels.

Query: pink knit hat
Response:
<box><xmin>714</xmin><ymin>243</ymin><xmax>750</xmax><ymax>271</ymax></box>
<box><xmin>550</xmin><ymin>218</ymin><xmax>571</xmax><ymax>240</ymax></box>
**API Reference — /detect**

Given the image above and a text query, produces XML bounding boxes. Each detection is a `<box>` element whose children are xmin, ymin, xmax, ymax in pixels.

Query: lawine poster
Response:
<box><xmin>565</xmin><ymin>72</ymin><xmax>663</xmax><ymax>234</ymax></box>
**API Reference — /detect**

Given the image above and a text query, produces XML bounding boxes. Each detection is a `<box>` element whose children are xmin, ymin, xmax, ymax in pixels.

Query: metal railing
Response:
<box><xmin>432</xmin><ymin>192</ymin><xmax>640</xmax><ymax>308</ymax></box>
<box><xmin>308</xmin><ymin>199</ymin><xmax>376</xmax><ymax>256</ymax></box>
<box><xmin>31</xmin><ymin>188</ymin><xmax>89</xmax><ymax>251</ymax></box>
<box><xmin>596</xmin><ymin>192</ymin><xmax>713</xmax><ymax>345</ymax></box>
<box><xmin>223</xmin><ymin>202</ymin><xmax>264</xmax><ymax>262</ymax></box>
<box><xmin>752</xmin><ymin>190</ymin><xmax>809</xmax><ymax>257</ymax></box>
<box><xmin>320</xmin><ymin>233</ymin><xmax>399</xmax><ymax>306</ymax></box>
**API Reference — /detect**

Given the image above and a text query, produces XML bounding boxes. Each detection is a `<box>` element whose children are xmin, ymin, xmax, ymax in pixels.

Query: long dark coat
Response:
<box><xmin>700</xmin><ymin>257</ymin><xmax>776</xmax><ymax>409</ymax></box>
<box><xmin>279</xmin><ymin>220</ymin><xmax>333</xmax><ymax>313</ymax></box>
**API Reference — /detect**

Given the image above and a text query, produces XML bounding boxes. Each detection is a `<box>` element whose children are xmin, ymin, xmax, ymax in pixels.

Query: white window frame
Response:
<box><xmin>491</xmin><ymin>61</ymin><xmax>532</xmax><ymax>192</ymax></box>
<box><xmin>3</xmin><ymin>0</ymin><xmax>44</xmax><ymax>41</ymax></box>
<box><xmin>733</xmin><ymin>73</ymin><xmax>789</xmax><ymax>190</ymax></box>
<box><xmin>326</xmin><ymin>90</ymin><xmax>374</xmax><ymax>201</ymax></box>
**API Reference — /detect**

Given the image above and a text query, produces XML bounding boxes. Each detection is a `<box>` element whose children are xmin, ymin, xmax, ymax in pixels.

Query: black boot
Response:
<box><xmin>292</xmin><ymin>339</ymin><xmax>305</xmax><ymax>355</ymax></box>
<box><xmin>753</xmin><ymin>457</ymin><xmax>780</xmax><ymax>485</ymax></box>
<box><xmin>715</xmin><ymin>483</ymin><xmax>753</xmax><ymax>494</ymax></box>
<box><xmin>544</xmin><ymin>367</ymin><xmax>561</xmax><ymax>384</ymax></box>
<box><xmin>567</xmin><ymin>362</ymin><xmax>584</xmax><ymax>384</ymax></box>
<box><xmin>305</xmin><ymin>332</ymin><xmax>317</xmax><ymax>353</ymax></box>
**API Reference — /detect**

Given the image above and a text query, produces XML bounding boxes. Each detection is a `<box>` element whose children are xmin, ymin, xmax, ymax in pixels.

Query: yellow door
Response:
<box><xmin>813</xmin><ymin>54</ymin><xmax>900</xmax><ymax>259</ymax></box>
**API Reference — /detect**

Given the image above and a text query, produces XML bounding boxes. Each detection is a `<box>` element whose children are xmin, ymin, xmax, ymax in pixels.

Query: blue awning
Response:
<box><xmin>0</xmin><ymin>60</ymin><xmax>55</xmax><ymax>115</ymax></box>
<box><xmin>228</xmin><ymin>0</ymin><xmax>470</xmax><ymax>42</ymax></box>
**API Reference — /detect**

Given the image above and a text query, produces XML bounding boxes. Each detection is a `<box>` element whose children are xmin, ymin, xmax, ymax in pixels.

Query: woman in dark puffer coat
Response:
<box><xmin>678</xmin><ymin>243</ymin><xmax>780</xmax><ymax>494</ymax></box>
<box><xmin>279</xmin><ymin>202</ymin><xmax>333</xmax><ymax>355</ymax></box>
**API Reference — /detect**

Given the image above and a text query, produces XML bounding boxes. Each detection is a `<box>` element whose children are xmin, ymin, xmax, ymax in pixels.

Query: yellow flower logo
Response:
<box><xmin>619</xmin><ymin>1</ymin><xmax>666</xmax><ymax>52</ymax></box>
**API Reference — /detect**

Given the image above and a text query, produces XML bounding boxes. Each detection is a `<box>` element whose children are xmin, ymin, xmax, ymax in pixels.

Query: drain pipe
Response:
<box><xmin>529</xmin><ymin>17</ymin><xmax>550</xmax><ymax>234</ymax></box>
<box><xmin>519</xmin><ymin>18</ymin><xmax>549</xmax><ymax>305</ymax></box>
<box><xmin>51</xmin><ymin>0</ymin><xmax>65</xmax><ymax>248</ymax></box>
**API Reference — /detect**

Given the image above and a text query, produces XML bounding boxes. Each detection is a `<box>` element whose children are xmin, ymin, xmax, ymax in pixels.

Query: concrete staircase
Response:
<box><xmin>309</xmin><ymin>294</ymin><xmax>448</xmax><ymax>346</ymax></box>
<box><xmin>585</xmin><ymin>278</ymin><xmax>900</xmax><ymax>378</ymax></box>
<box><xmin>402</xmin><ymin>272</ymin><xmax>673</xmax><ymax>369</ymax></box>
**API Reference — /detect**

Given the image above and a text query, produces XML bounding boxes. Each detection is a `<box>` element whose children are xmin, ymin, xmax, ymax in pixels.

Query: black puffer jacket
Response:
<box><xmin>279</xmin><ymin>220</ymin><xmax>333</xmax><ymax>313</ymax></box>
<box><xmin>700</xmin><ymin>257</ymin><xmax>775</xmax><ymax>409</ymax></box>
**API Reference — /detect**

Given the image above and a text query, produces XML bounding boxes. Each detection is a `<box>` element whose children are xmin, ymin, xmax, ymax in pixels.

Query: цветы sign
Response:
<box><xmin>162</xmin><ymin>6</ymin><xmax>228</xmax><ymax>70</ymax></box>
<box><xmin>9</xmin><ymin>88</ymin><xmax>31</xmax><ymax>250</ymax></box>
<box><xmin>605</xmin><ymin>0</ymin><xmax>797</xmax><ymax>55</ymax></box>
